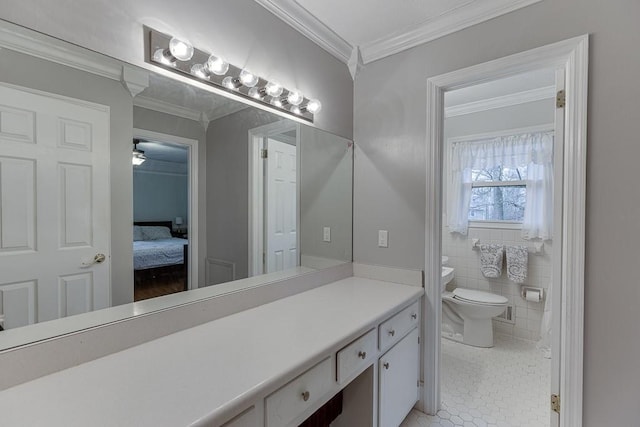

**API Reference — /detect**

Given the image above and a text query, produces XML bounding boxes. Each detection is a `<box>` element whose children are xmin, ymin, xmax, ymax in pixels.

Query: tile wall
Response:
<box><xmin>442</xmin><ymin>224</ymin><xmax>553</xmax><ymax>341</ymax></box>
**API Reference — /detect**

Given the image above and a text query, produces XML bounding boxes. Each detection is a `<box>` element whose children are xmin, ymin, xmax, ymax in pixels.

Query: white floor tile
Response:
<box><xmin>401</xmin><ymin>334</ymin><xmax>550</xmax><ymax>427</ymax></box>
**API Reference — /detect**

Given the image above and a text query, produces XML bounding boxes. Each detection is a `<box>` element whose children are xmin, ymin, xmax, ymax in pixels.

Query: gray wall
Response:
<box><xmin>0</xmin><ymin>48</ymin><xmax>134</xmax><ymax>306</ymax></box>
<box><xmin>0</xmin><ymin>0</ymin><xmax>353</xmax><ymax>139</ymax></box>
<box><xmin>300</xmin><ymin>126</ymin><xmax>353</xmax><ymax>263</ymax></box>
<box><xmin>353</xmin><ymin>1</ymin><xmax>640</xmax><ymax>423</ymax></box>
<box><xmin>206</xmin><ymin>108</ymin><xmax>283</xmax><ymax>280</ymax></box>
<box><xmin>133</xmin><ymin>171</ymin><xmax>188</xmax><ymax>223</ymax></box>
<box><xmin>133</xmin><ymin>106</ymin><xmax>207</xmax><ymax>286</ymax></box>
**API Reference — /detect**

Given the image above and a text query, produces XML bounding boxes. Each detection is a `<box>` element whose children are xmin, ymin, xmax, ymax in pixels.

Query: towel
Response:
<box><xmin>506</xmin><ymin>245</ymin><xmax>528</xmax><ymax>283</ymax></box>
<box><xmin>479</xmin><ymin>244</ymin><xmax>503</xmax><ymax>278</ymax></box>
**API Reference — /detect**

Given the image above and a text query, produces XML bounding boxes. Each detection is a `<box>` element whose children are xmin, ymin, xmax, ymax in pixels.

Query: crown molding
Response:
<box><xmin>361</xmin><ymin>0</ymin><xmax>543</xmax><ymax>64</ymax></box>
<box><xmin>253</xmin><ymin>0</ymin><xmax>353</xmax><ymax>63</ymax></box>
<box><xmin>445</xmin><ymin>85</ymin><xmax>555</xmax><ymax>118</ymax></box>
<box><xmin>0</xmin><ymin>20</ymin><xmax>122</xmax><ymax>81</ymax></box>
<box><xmin>134</xmin><ymin>96</ymin><xmax>204</xmax><ymax>123</ymax></box>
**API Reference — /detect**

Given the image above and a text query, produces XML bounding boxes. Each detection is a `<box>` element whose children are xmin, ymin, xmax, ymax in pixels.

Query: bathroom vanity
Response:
<box><xmin>0</xmin><ymin>277</ymin><xmax>423</xmax><ymax>426</ymax></box>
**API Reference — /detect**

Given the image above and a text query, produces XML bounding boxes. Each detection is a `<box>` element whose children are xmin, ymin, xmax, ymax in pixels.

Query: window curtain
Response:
<box><xmin>447</xmin><ymin>131</ymin><xmax>554</xmax><ymax>239</ymax></box>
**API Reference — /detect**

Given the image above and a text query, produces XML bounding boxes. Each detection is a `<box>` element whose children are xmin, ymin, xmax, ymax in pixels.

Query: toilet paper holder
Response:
<box><xmin>521</xmin><ymin>286</ymin><xmax>544</xmax><ymax>302</ymax></box>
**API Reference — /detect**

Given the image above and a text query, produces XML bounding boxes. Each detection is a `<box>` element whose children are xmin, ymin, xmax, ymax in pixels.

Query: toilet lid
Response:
<box><xmin>452</xmin><ymin>288</ymin><xmax>508</xmax><ymax>305</ymax></box>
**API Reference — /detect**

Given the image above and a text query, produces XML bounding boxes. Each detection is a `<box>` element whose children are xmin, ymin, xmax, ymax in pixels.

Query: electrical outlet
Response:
<box><xmin>323</xmin><ymin>227</ymin><xmax>331</xmax><ymax>242</ymax></box>
<box><xmin>378</xmin><ymin>230</ymin><xmax>388</xmax><ymax>248</ymax></box>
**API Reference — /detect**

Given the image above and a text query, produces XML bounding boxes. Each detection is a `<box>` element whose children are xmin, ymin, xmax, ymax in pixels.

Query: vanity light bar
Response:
<box><xmin>145</xmin><ymin>27</ymin><xmax>322</xmax><ymax>123</ymax></box>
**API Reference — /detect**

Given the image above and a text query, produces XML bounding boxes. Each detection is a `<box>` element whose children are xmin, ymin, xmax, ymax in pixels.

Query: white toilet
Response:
<box><xmin>440</xmin><ymin>261</ymin><xmax>508</xmax><ymax>348</ymax></box>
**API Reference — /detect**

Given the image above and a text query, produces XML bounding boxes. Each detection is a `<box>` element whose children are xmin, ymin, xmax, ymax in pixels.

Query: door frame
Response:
<box><xmin>133</xmin><ymin>128</ymin><xmax>199</xmax><ymax>290</ymax></box>
<box><xmin>248</xmin><ymin>120</ymin><xmax>299</xmax><ymax>276</ymax></box>
<box><xmin>423</xmin><ymin>35</ymin><xmax>588</xmax><ymax>426</ymax></box>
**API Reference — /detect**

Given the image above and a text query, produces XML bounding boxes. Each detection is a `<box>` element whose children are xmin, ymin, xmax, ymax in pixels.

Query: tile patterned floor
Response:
<box><xmin>401</xmin><ymin>334</ymin><xmax>550</xmax><ymax>427</ymax></box>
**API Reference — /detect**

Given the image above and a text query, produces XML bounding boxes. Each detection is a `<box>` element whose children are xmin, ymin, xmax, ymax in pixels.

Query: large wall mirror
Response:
<box><xmin>0</xmin><ymin>20</ymin><xmax>352</xmax><ymax>349</ymax></box>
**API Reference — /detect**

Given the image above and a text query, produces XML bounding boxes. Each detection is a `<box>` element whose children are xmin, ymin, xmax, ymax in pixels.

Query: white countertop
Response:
<box><xmin>0</xmin><ymin>277</ymin><xmax>423</xmax><ymax>426</ymax></box>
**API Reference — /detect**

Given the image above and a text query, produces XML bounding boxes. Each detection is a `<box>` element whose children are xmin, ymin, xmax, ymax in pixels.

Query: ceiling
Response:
<box><xmin>136</xmin><ymin>141</ymin><xmax>188</xmax><ymax>164</ymax></box>
<box><xmin>135</xmin><ymin>73</ymin><xmax>248</xmax><ymax>125</ymax></box>
<box><xmin>254</xmin><ymin>0</ymin><xmax>542</xmax><ymax>68</ymax></box>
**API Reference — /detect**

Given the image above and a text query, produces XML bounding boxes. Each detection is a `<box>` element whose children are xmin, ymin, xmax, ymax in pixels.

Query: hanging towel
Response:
<box><xmin>506</xmin><ymin>245</ymin><xmax>528</xmax><ymax>283</ymax></box>
<box><xmin>479</xmin><ymin>244</ymin><xmax>503</xmax><ymax>278</ymax></box>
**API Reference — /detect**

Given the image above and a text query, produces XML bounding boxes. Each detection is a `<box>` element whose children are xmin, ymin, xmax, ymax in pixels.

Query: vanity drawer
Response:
<box><xmin>265</xmin><ymin>357</ymin><xmax>333</xmax><ymax>427</ymax></box>
<box><xmin>379</xmin><ymin>301</ymin><xmax>420</xmax><ymax>350</ymax></box>
<box><xmin>336</xmin><ymin>328</ymin><xmax>377</xmax><ymax>384</ymax></box>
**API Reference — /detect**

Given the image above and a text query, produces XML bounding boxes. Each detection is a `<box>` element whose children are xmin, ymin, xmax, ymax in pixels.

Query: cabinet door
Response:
<box><xmin>379</xmin><ymin>328</ymin><xmax>419</xmax><ymax>427</ymax></box>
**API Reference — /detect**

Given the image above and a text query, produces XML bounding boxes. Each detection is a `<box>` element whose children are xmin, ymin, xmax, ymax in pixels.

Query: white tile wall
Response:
<box><xmin>442</xmin><ymin>224</ymin><xmax>553</xmax><ymax>341</ymax></box>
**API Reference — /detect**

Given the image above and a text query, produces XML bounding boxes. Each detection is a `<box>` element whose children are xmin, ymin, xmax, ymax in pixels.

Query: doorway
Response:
<box><xmin>248</xmin><ymin>121</ymin><xmax>300</xmax><ymax>276</ymax></box>
<box><xmin>132</xmin><ymin>129</ymin><xmax>199</xmax><ymax>300</ymax></box>
<box><xmin>422</xmin><ymin>35</ymin><xmax>588</xmax><ymax>426</ymax></box>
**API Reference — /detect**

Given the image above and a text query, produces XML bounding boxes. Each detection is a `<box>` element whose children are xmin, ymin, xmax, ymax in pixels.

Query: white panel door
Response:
<box><xmin>0</xmin><ymin>83</ymin><xmax>110</xmax><ymax>329</ymax></box>
<box><xmin>265</xmin><ymin>138</ymin><xmax>297</xmax><ymax>273</ymax></box>
<box><xmin>379</xmin><ymin>328</ymin><xmax>420</xmax><ymax>427</ymax></box>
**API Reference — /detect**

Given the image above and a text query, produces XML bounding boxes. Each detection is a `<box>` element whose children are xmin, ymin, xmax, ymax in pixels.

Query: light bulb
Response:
<box><xmin>290</xmin><ymin>105</ymin><xmax>301</xmax><ymax>115</ymax></box>
<box><xmin>190</xmin><ymin>64</ymin><xmax>209</xmax><ymax>79</ymax></box>
<box><xmin>239</xmin><ymin>69</ymin><xmax>259</xmax><ymax>87</ymax></box>
<box><xmin>265</xmin><ymin>81</ymin><xmax>283</xmax><ymax>97</ymax></box>
<box><xmin>270</xmin><ymin>97</ymin><xmax>283</xmax><ymax>108</ymax></box>
<box><xmin>169</xmin><ymin>37</ymin><xmax>194</xmax><ymax>61</ymax></box>
<box><xmin>206</xmin><ymin>55</ymin><xmax>229</xmax><ymax>75</ymax></box>
<box><xmin>153</xmin><ymin>48</ymin><xmax>175</xmax><ymax>66</ymax></box>
<box><xmin>305</xmin><ymin>99</ymin><xmax>322</xmax><ymax>114</ymax></box>
<box><xmin>248</xmin><ymin>87</ymin><xmax>262</xmax><ymax>99</ymax></box>
<box><xmin>287</xmin><ymin>89</ymin><xmax>304</xmax><ymax>106</ymax></box>
<box><xmin>222</xmin><ymin>76</ymin><xmax>241</xmax><ymax>90</ymax></box>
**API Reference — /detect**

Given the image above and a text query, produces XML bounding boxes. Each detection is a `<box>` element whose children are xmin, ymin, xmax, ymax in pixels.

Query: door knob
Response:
<box><xmin>301</xmin><ymin>391</ymin><xmax>310</xmax><ymax>402</ymax></box>
<box><xmin>358</xmin><ymin>351</ymin><xmax>367</xmax><ymax>359</ymax></box>
<box><xmin>81</xmin><ymin>253</ymin><xmax>106</xmax><ymax>267</ymax></box>
<box><xmin>388</xmin><ymin>329</ymin><xmax>395</xmax><ymax>337</ymax></box>
<box><xmin>383</xmin><ymin>362</ymin><xmax>390</xmax><ymax>370</ymax></box>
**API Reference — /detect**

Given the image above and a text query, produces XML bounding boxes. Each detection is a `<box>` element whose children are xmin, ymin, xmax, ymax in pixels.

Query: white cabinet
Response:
<box><xmin>378</xmin><ymin>327</ymin><xmax>420</xmax><ymax>427</ymax></box>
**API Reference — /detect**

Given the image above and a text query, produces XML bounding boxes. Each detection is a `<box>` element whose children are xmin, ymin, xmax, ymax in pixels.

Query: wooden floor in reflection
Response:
<box><xmin>134</xmin><ymin>266</ymin><xmax>187</xmax><ymax>301</ymax></box>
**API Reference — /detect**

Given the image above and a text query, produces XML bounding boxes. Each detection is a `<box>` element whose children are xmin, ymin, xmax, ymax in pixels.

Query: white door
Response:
<box><xmin>379</xmin><ymin>328</ymin><xmax>420</xmax><ymax>427</ymax></box>
<box><xmin>0</xmin><ymin>83</ymin><xmax>110</xmax><ymax>330</ymax></box>
<box><xmin>265</xmin><ymin>138</ymin><xmax>297</xmax><ymax>273</ymax></box>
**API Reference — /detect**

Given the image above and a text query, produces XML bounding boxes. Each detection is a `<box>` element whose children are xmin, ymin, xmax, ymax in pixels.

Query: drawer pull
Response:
<box><xmin>301</xmin><ymin>391</ymin><xmax>310</xmax><ymax>402</ymax></box>
<box><xmin>388</xmin><ymin>329</ymin><xmax>395</xmax><ymax>337</ymax></box>
<box><xmin>411</xmin><ymin>313</ymin><xmax>417</xmax><ymax>320</ymax></box>
<box><xmin>358</xmin><ymin>351</ymin><xmax>367</xmax><ymax>359</ymax></box>
<box><xmin>383</xmin><ymin>362</ymin><xmax>390</xmax><ymax>370</ymax></box>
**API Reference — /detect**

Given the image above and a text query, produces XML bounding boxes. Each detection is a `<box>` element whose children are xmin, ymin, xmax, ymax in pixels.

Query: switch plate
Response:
<box><xmin>378</xmin><ymin>230</ymin><xmax>388</xmax><ymax>248</ymax></box>
<box><xmin>323</xmin><ymin>227</ymin><xmax>331</xmax><ymax>242</ymax></box>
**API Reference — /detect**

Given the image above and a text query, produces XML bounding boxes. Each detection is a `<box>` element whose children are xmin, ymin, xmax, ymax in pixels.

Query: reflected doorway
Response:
<box><xmin>248</xmin><ymin>121</ymin><xmax>300</xmax><ymax>276</ymax></box>
<box><xmin>132</xmin><ymin>130</ymin><xmax>199</xmax><ymax>301</ymax></box>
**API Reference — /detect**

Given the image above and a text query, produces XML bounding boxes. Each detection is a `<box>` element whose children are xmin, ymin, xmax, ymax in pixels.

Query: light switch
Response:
<box><xmin>378</xmin><ymin>230</ymin><xmax>388</xmax><ymax>248</ymax></box>
<box><xmin>323</xmin><ymin>227</ymin><xmax>331</xmax><ymax>242</ymax></box>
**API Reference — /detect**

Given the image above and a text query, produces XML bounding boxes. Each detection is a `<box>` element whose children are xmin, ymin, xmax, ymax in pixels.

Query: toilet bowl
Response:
<box><xmin>442</xmin><ymin>287</ymin><xmax>508</xmax><ymax>348</ymax></box>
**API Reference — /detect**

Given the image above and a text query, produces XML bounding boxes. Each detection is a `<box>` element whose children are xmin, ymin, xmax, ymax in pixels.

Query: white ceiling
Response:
<box><xmin>445</xmin><ymin>68</ymin><xmax>556</xmax><ymax>107</ymax></box>
<box><xmin>136</xmin><ymin>141</ymin><xmax>188</xmax><ymax>164</ymax></box>
<box><xmin>254</xmin><ymin>0</ymin><xmax>542</xmax><ymax>66</ymax></box>
<box><xmin>135</xmin><ymin>73</ymin><xmax>248</xmax><ymax>125</ymax></box>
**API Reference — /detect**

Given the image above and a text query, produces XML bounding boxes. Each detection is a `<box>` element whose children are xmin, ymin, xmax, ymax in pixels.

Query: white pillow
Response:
<box><xmin>141</xmin><ymin>226</ymin><xmax>172</xmax><ymax>240</ymax></box>
<box><xmin>133</xmin><ymin>225</ymin><xmax>144</xmax><ymax>241</ymax></box>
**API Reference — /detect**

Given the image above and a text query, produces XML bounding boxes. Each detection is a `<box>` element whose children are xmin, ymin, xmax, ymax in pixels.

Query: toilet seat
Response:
<box><xmin>452</xmin><ymin>288</ymin><xmax>508</xmax><ymax>306</ymax></box>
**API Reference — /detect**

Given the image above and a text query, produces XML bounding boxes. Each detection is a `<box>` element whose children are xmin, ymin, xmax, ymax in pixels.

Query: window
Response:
<box><xmin>447</xmin><ymin>129</ymin><xmax>554</xmax><ymax>239</ymax></box>
<box><xmin>468</xmin><ymin>165</ymin><xmax>527</xmax><ymax>222</ymax></box>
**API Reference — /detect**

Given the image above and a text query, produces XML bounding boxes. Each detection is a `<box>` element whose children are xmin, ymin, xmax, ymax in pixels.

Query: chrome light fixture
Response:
<box><xmin>145</xmin><ymin>26</ymin><xmax>322</xmax><ymax>122</ymax></box>
<box><xmin>132</xmin><ymin>139</ymin><xmax>146</xmax><ymax>166</ymax></box>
